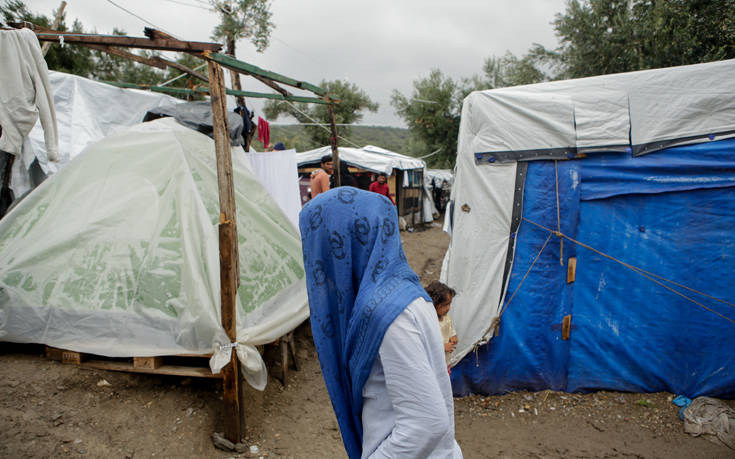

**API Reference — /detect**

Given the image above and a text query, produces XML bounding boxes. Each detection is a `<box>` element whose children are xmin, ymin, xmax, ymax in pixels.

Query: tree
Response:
<box><xmin>209</xmin><ymin>0</ymin><xmax>274</xmax><ymax>106</ymax></box>
<box><xmin>550</xmin><ymin>0</ymin><xmax>735</xmax><ymax>78</ymax></box>
<box><xmin>263</xmin><ymin>79</ymin><xmax>378</xmax><ymax>149</ymax></box>
<box><xmin>391</xmin><ymin>70</ymin><xmax>463</xmax><ymax>168</ymax></box>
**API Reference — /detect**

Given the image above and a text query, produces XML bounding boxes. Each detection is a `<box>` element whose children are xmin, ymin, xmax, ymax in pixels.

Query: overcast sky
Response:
<box><xmin>30</xmin><ymin>0</ymin><xmax>567</xmax><ymax>127</ymax></box>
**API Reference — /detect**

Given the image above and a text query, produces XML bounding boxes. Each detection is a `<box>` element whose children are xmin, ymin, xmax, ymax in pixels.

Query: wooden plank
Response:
<box><xmin>84</xmin><ymin>44</ymin><xmax>168</xmax><ymax>69</ymax></box>
<box><xmin>102</xmin><ymin>80</ymin><xmax>331</xmax><ymax>104</ymax></box>
<box><xmin>133</xmin><ymin>357</ymin><xmax>164</xmax><ymax>370</ymax></box>
<box><xmin>30</xmin><ymin>29</ymin><xmax>221</xmax><ymax>53</ymax></box>
<box><xmin>156</xmin><ymin>57</ymin><xmax>209</xmax><ymax>83</ymax></box>
<box><xmin>62</xmin><ymin>350</ymin><xmax>82</xmax><ymax>365</ymax></box>
<box><xmin>207</xmin><ymin>52</ymin><xmax>328</xmax><ymax>97</ymax></box>
<box><xmin>41</xmin><ymin>1</ymin><xmax>66</xmax><ymax>56</ymax></box>
<box><xmin>82</xmin><ymin>360</ymin><xmax>222</xmax><ymax>379</ymax></box>
<box><xmin>45</xmin><ymin>346</ymin><xmax>63</xmax><ymax>361</ymax></box>
<box><xmin>251</xmin><ymin>74</ymin><xmax>291</xmax><ymax>96</ymax></box>
<box><xmin>567</xmin><ymin>257</ymin><xmax>577</xmax><ymax>283</ymax></box>
<box><xmin>327</xmin><ymin>104</ymin><xmax>341</xmax><ymax>187</ymax></box>
<box><xmin>562</xmin><ymin>314</ymin><xmax>572</xmax><ymax>340</ymax></box>
<box><xmin>208</xmin><ymin>59</ymin><xmax>243</xmax><ymax>444</ymax></box>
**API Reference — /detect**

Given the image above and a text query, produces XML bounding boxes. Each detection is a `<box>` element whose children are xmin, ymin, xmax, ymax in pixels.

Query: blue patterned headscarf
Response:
<box><xmin>299</xmin><ymin>187</ymin><xmax>430</xmax><ymax>459</ymax></box>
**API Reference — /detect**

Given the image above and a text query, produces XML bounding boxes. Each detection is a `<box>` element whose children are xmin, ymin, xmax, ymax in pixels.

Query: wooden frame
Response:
<box><xmin>10</xmin><ymin>22</ymin><xmax>341</xmax><ymax>445</ymax></box>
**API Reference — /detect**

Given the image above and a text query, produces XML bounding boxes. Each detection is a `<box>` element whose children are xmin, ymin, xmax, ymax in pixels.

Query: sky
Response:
<box><xmin>29</xmin><ymin>0</ymin><xmax>568</xmax><ymax>127</ymax></box>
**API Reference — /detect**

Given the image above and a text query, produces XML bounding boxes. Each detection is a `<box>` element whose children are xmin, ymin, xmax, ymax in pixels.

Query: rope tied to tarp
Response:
<box><xmin>520</xmin><ymin>217</ymin><xmax>735</xmax><ymax>326</ymax></box>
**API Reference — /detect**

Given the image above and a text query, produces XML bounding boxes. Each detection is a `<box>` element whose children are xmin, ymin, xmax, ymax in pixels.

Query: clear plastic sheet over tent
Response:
<box><xmin>0</xmin><ymin>118</ymin><xmax>309</xmax><ymax>390</ymax></box>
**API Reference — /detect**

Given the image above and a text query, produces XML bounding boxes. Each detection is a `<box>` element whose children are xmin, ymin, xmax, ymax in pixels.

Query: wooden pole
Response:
<box><xmin>41</xmin><ymin>1</ymin><xmax>66</xmax><ymax>56</ymax></box>
<box><xmin>327</xmin><ymin>104</ymin><xmax>340</xmax><ymax>187</ymax></box>
<box><xmin>207</xmin><ymin>59</ymin><xmax>243</xmax><ymax>444</ymax></box>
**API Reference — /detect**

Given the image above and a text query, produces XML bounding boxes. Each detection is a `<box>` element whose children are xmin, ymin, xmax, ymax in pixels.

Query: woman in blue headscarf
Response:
<box><xmin>299</xmin><ymin>187</ymin><xmax>462</xmax><ymax>459</ymax></box>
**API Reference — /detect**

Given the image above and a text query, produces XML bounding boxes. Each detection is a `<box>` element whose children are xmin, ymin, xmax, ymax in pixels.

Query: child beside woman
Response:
<box><xmin>425</xmin><ymin>280</ymin><xmax>458</xmax><ymax>365</ymax></box>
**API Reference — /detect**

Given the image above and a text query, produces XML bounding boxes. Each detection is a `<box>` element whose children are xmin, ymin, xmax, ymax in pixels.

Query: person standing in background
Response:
<box><xmin>310</xmin><ymin>154</ymin><xmax>333</xmax><ymax>199</ymax></box>
<box><xmin>369</xmin><ymin>173</ymin><xmax>394</xmax><ymax>204</ymax></box>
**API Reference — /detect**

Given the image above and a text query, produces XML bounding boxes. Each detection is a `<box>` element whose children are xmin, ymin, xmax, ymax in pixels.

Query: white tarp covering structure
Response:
<box><xmin>441</xmin><ymin>59</ymin><xmax>735</xmax><ymax>365</ymax></box>
<box><xmin>426</xmin><ymin>169</ymin><xmax>453</xmax><ymax>187</ymax></box>
<box><xmin>295</xmin><ymin>145</ymin><xmax>425</xmax><ymax>174</ymax></box>
<box><xmin>245</xmin><ymin>148</ymin><xmax>302</xmax><ymax>231</ymax></box>
<box><xmin>12</xmin><ymin>71</ymin><xmax>182</xmax><ymax>197</ymax></box>
<box><xmin>0</xmin><ymin>118</ymin><xmax>308</xmax><ymax>389</ymax></box>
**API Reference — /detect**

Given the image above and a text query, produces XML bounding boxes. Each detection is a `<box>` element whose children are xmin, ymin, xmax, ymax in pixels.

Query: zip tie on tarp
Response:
<box><xmin>218</xmin><ymin>342</ymin><xmax>238</xmax><ymax>351</ymax></box>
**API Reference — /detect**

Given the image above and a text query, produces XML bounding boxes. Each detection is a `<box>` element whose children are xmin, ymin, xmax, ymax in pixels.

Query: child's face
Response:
<box><xmin>436</xmin><ymin>294</ymin><xmax>453</xmax><ymax>317</ymax></box>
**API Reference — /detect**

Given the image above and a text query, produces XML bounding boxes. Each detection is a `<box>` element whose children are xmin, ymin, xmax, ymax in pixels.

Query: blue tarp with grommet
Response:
<box><xmin>450</xmin><ymin>138</ymin><xmax>735</xmax><ymax>398</ymax></box>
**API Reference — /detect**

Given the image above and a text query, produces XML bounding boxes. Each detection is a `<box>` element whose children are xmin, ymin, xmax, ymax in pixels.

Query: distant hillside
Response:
<box><xmin>253</xmin><ymin>125</ymin><xmax>414</xmax><ymax>154</ymax></box>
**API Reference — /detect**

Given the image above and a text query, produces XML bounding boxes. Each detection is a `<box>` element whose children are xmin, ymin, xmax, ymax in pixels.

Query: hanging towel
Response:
<box><xmin>0</xmin><ymin>28</ymin><xmax>59</xmax><ymax>161</ymax></box>
<box><xmin>257</xmin><ymin>116</ymin><xmax>270</xmax><ymax>148</ymax></box>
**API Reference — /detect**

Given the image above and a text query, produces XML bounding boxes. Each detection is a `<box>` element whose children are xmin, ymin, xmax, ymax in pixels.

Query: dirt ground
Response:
<box><xmin>1</xmin><ymin>221</ymin><xmax>733</xmax><ymax>458</ymax></box>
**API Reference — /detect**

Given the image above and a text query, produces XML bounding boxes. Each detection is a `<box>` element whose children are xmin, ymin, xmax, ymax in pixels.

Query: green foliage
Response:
<box><xmin>390</xmin><ymin>70</ymin><xmax>463</xmax><ymax>168</ymax></box>
<box><xmin>551</xmin><ymin>0</ymin><xmax>735</xmax><ymax>78</ymax></box>
<box><xmin>258</xmin><ymin>125</ymin><xmax>412</xmax><ymax>153</ymax></box>
<box><xmin>263</xmin><ymin>80</ymin><xmax>378</xmax><ymax>147</ymax></box>
<box><xmin>483</xmin><ymin>52</ymin><xmax>549</xmax><ymax>89</ymax></box>
<box><xmin>209</xmin><ymin>0</ymin><xmax>273</xmax><ymax>52</ymax></box>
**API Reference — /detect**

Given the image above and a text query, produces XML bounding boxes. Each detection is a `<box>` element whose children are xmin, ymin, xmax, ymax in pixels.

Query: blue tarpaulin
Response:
<box><xmin>451</xmin><ymin>138</ymin><xmax>735</xmax><ymax>398</ymax></box>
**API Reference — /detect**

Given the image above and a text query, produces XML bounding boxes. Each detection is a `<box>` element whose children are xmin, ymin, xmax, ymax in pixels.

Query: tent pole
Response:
<box><xmin>327</xmin><ymin>104</ymin><xmax>341</xmax><ymax>187</ymax></box>
<box><xmin>207</xmin><ymin>59</ymin><xmax>244</xmax><ymax>444</ymax></box>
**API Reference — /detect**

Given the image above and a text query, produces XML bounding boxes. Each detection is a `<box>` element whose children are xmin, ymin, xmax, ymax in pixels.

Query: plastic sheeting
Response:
<box><xmin>439</xmin><ymin>95</ymin><xmax>517</xmax><ymax>365</ymax></box>
<box><xmin>0</xmin><ymin>118</ymin><xmax>308</xmax><ymax>390</ymax></box>
<box><xmin>449</xmin><ymin>140</ymin><xmax>735</xmax><ymax>398</ymax></box>
<box><xmin>245</xmin><ymin>148</ymin><xmax>302</xmax><ymax>231</ymax></box>
<box><xmin>26</xmin><ymin>71</ymin><xmax>182</xmax><ymax>175</ymax></box>
<box><xmin>464</xmin><ymin>59</ymin><xmax>735</xmax><ymax>157</ymax></box>
<box><xmin>145</xmin><ymin>101</ymin><xmax>244</xmax><ymax>147</ymax></box>
<box><xmin>296</xmin><ymin>146</ymin><xmax>425</xmax><ymax>175</ymax></box>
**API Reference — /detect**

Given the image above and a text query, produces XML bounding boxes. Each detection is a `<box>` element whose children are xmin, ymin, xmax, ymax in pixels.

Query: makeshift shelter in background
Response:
<box><xmin>296</xmin><ymin>145</ymin><xmax>429</xmax><ymax>227</ymax></box>
<box><xmin>425</xmin><ymin>168</ymin><xmax>453</xmax><ymax>214</ymax></box>
<box><xmin>442</xmin><ymin>59</ymin><xmax>735</xmax><ymax>398</ymax></box>
<box><xmin>0</xmin><ymin>118</ymin><xmax>308</xmax><ymax>390</ymax></box>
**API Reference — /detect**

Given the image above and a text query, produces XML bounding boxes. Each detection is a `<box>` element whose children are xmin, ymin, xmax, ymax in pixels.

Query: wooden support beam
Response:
<box><xmin>327</xmin><ymin>104</ymin><xmax>341</xmax><ymax>187</ymax></box>
<box><xmin>85</xmin><ymin>44</ymin><xmax>167</xmax><ymax>69</ymax></box>
<box><xmin>207</xmin><ymin>52</ymin><xmax>328</xmax><ymax>97</ymax></box>
<box><xmin>208</xmin><ymin>60</ymin><xmax>243</xmax><ymax>444</ymax></box>
<box><xmin>133</xmin><ymin>357</ymin><xmax>164</xmax><ymax>370</ymax></box>
<box><xmin>103</xmin><ymin>80</ymin><xmax>331</xmax><ymax>104</ymax></box>
<box><xmin>30</xmin><ymin>29</ymin><xmax>221</xmax><ymax>53</ymax></box>
<box><xmin>251</xmin><ymin>73</ymin><xmax>291</xmax><ymax>96</ymax></box>
<box><xmin>41</xmin><ymin>1</ymin><xmax>66</xmax><ymax>56</ymax></box>
<box><xmin>156</xmin><ymin>57</ymin><xmax>209</xmax><ymax>83</ymax></box>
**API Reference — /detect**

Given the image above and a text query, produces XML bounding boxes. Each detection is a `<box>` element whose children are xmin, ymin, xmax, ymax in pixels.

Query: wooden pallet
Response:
<box><xmin>45</xmin><ymin>347</ymin><xmax>221</xmax><ymax>379</ymax></box>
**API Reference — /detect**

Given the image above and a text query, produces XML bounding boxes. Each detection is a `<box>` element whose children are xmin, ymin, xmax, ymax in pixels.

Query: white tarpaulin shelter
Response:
<box><xmin>442</xmin><ymin>58</ymin><xmax>735</xmax><ymax>366</ymax></box>
<box><xmin>12</xmin><ymin>71</ymin><xmax>182</xmax><ymax>197</ymax></box>
<box><xmin>0</xmin><ymin>118</ymin><xmax>308</xmax><ymax>390</ymax></box>
<box><xmin>295</xmin><ymin>145</ymin><xmax>425</xmax><ymax>175</ymax></box>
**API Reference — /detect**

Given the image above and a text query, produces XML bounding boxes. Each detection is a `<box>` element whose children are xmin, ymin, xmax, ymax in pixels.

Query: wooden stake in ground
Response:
<box><xmin>207</xmin><ymin>59</ymin><xmax>244</xmax><ymax>444</ymax></box>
